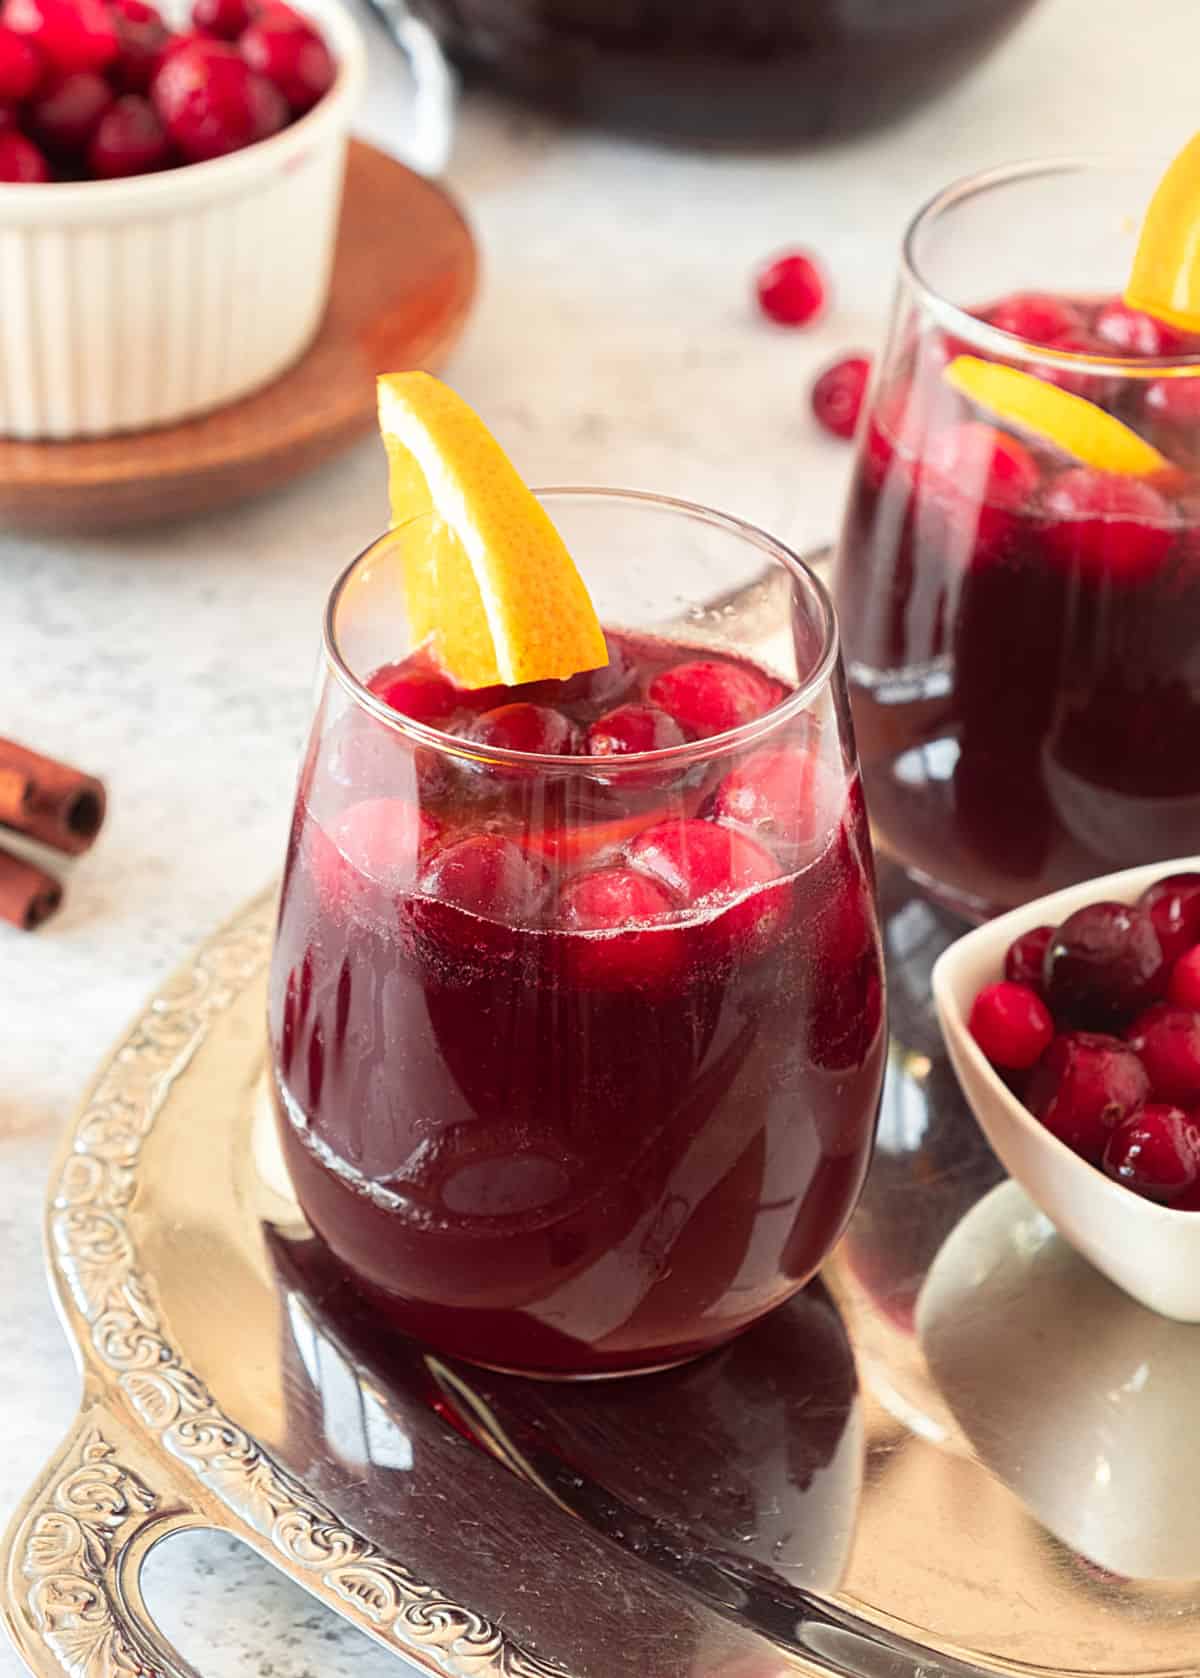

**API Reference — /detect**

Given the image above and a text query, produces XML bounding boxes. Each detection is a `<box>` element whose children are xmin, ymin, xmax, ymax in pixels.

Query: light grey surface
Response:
<box><xmin>2</xmin><ymin>1</ymin><xmax>1198</xmax><ymax>1670</ymax></box>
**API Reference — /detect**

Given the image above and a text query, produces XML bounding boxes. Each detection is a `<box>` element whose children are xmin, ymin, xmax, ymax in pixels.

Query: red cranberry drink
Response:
<box><xmin>268</xmin><ymin>386</ymin><xmax>885</xmax><ymax>1377</ymax></box>
<box><xmin>833</xmin><ymin>157</ymin><xmax>1200</xmax><ymax>918</ymax></box>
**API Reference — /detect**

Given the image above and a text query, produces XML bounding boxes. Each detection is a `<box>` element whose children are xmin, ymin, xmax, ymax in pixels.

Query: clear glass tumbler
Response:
<box><xmin>833</xmin><ymin>159</ymin><xmax>1200</xmax><ymax>920</ymax></box>
<box><xmin>269</xmin><ymin>488</ymin><xmax>885</xmax><ymax>1378</ymax></box>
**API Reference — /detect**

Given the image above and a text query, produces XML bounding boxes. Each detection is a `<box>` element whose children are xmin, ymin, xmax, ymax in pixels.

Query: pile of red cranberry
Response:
<box><xmin>969</xmin><ymin>873</ymin><xmax>1200</xmax><ymax>1207</ymax></box>
<box><xmin>0</xmin><ymin>0</ymin><xmax>334</xmax><ymax>182</ymax></box>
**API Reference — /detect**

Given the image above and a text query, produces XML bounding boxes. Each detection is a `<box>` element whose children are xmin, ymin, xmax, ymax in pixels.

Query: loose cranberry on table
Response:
<box><xmin>811</xmin><ymin>355</ymin><xmax>871</xmax><ymax>441</ymax></box>
<box><xmin>239</xmin><ymin>3</ymin><xmax>334</xmax><ymax>114</ymax></box>
<box><xmin>1102</xmin><ymin>1104</ymin><xmax>1200</xmax><ymax>1203</ymax></box>
<box><xmin>1038</xmin><ymin>469</ymin><xmax>1174</xmax><ymax>586</ymax></box>
<box><xmin>1025</xmin><ymin>1032</ymin><xmax>1148</xmax><ymax>1165</ymax></box>
<box><xmin>968</xmin><ymin>981</ymin><xmax>1053</xmax><ymax>1071</ymax></box>
<box><xmin>755</xmin><ymin>249</ymin><xmax>828</xmax><ymax>328</ymax></box>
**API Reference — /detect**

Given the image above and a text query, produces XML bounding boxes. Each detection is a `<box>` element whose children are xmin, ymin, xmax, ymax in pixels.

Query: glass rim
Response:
<box><xmin>321</xmin><ymin>485</ymin><xmax>840</xmax><ymax>773</ymax></box>
<box><xmin>901</xmin><ymin>154</ymin><xmax>1200</xmax><ymax>377</ymax></box>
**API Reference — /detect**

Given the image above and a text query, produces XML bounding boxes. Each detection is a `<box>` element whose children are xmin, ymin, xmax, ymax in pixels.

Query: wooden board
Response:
<box><xmin>0</xmin><ymin>141</ymin><xmax>478</xmax><ymax>534</ymax></box>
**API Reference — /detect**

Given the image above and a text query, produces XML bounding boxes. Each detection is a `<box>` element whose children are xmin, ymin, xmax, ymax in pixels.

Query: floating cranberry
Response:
<box><xmin>0</xmin><ymin>22</ymin><xmax>39</xmax><ymax>95</ymax></box>
<box><xmin>811</xmin><ymin>354</ymin><xmax>871</xmax><ymax>440</ymax></box>
<box><xmin>1126</xmin><ymin>1004</ymin><xmax>1200</xmax><ymax>1105</ymax></box>
<box><xmin>1004</xmin><ymin>924</ymin><xmax>1054</xmax><ymax>993</ymax></box>
<box><xmin>88</xmin><ymin>93</ymin><xmax>170</xmax><ymax>175</ymax></box>
<box><xmin>628</xmin><ymin>818</ymin><xmax>787</xmax><ymax>959</ymax></box>
<box><xmin>1102</xmin><ymin>1103</ymin><xmax>1200</xmax><ymax>1202</ymax></box>
<box><xmin>0</xmin><ymin>98</ymin><xmax>14</xmax><ymax>124</ymax></box>
<box><xmin>1043</xmin><ymin>901</ymin><xmax>1165</xmax><ymax>1029</ymax></box>
<box><xmin>1</xmin><ymin>0</ymin><xmax>115</xmax><ymax>74</ymax></box>
<box><xmin>192</xmin><ymin>0</ymin><xmax>254</xmax><ymax>39</ymax></box>
<box><xmin>30</xmin><ymin>69</ymin><xmax>111</xmax><ymax>154</ymax></box>
<box><xmin>1145</xmin><ymin>376</ymin><xmax>1200</xmax><ymax>427</ymax></box>
<box><xmin>648</xmin><ymin>659</ymin><xmax>779</xmax><ymax>739</ymax></box>
<box><xmin>754</xmin><ymin>249</ymin><xmax>827</xmax><ymax>328</ymax></box>
<box><xmin>0</xmin><ymin>127</ymin><xmax>47</xmax><ymax>177</ymax></box>
<box><xmin>1168</xmin><ymin>947</ymin><xmax>1200</xmax><ymax>1009</ymax></box>
<box><xmin>369</xmin><ymin>665</ymin><xmax>457</xmax><ymax>727</ymax></box>
<box><xmin>984</xmin><ymin>292</ymin><xmax>1081</xmax><ymax>345</ymax></box>
<box><xmin>239</xmin><ymin>3</ymin><xmax>333</xmax><ymax>113</ymax></box>
<box><xmin>1037</xmin><ymin>330</ymin><xmax>1113</xmax><ymax>401</ymax></box>
<box><xmin>926</xmin><ymin>421</ymin><xmax>1041</xmax><ymax>509</ymax></box>
<box><xmin>706</xmin><ymin>745</ymin><xmax>831</xmax><ymax>854</ymax></box>
<box><xmin>419</xmin><ymin>834</ymin><xmax>546</xmax><ymax>924</ymax></box>
<box><xmin>558</xmin><ymin>867</ymin><xmax>684</xmax><ymax>992</ymax></box>
<box><xmin>586</xmin><ymin>702</ymin><xmax>684</xmax><ymax>757</ymax></box>
<box><xmin>1138</xmin><ymin>871</ymin><xmax>1200</xmax><ymax>963</ymax></box>
<box><xmin>1093</xmin><ymin>298</ymin><xmax>1183</xmax><ymax>358</ymax></box>
<box><xmin>467</xmin><ymin>702</ymin><xmax>579</xmax><ymax>758</ymax></box>
<box><xmin>152</xmin><ymin>37</ymin><xmax>276</xmax><ymax>160</ymax></box>
<box><xmin>109</xmin><ymin>0</ymin><xmax>168</xmax><ymax>90</ymax></box>
<box><xmin>1039</xmin><ymin>468</ymin><xmax>1173</xmax><ymax>585</ymax></box>
<box><xmin>1025</xmin><ymin>1031</ymin><xmax>1149</xmax><ymax>1164</ymax></box>
<box><xmin>968</xmin><ymin>981</ymin><xmax>1053</xmax><ymax>1070</ymax></box>
<box><xmin>332</xmin><ymin>797</ymin><xmax>441</xmax><ymax>891</ymax></box>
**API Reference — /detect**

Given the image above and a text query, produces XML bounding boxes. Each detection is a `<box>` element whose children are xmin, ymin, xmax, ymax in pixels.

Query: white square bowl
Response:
<box><xmin>0</xmin><ymin>0</ymin><xmax>365</xmax><ymax>440</ymax></box>
<box><xmin>931</xmin><ymin>857</ymin><xmax>1200</xmax><ymax>1321</ymax></box>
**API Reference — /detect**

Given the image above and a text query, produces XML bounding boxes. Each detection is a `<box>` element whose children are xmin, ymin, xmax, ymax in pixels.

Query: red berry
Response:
<box><xmin>466</xmin><ymin>702</ymin><xmax>580</xmax><ymax>757</ymax></box>
<box><xmin>239</xmin><ymin>4</ymin><xmax>333</xmax><ymax>113</ymax></box>
<box><xmin>87</xmin><ymin>92</ymin><xmax>169</xmax><ymax>175</ymax></box>
<box><xmin>1145</xmin><ymin>376</ymin><xmax>1200</xmax><ymax>427</ymax></box>
<box><xmin>1</xmin><ymin>0</ymin><xmax>116</xmax><ymax>74</ymax></box>
<box><xmin>926</xmin><ymin>420</ymin><xmax>1041</xmax><ymax>509</ymax></box>
<box><xmin>331</xmin><ymin>797</ymin><xmax>440</xmax><ymax>890</ymax></box>
<box><xmin>706</xmin><ymin>745</ymin><xmax>833</xmax><ymax>856</ymax></box>
<box><xmin>1168</xmin><ymin>947</ymin><xmax>1200</xmax><ymax>1009</ymax></box>
<box><xmin>1138</xmin><ymin>872</ymin><xmax>1200</xmax><ymax>963</ymax></box>
<box><xmin>1003</xmin><ymin>924</ymin><xmax>1054</xmax><ymax>993</ymax></box>
<box><xmin>30</xmin><ymin>69</ymin><xmax>111</xmax><ymax>154</ymax></box>
<box><xmin>1044</xmin><ymin>901</ymin><xmax>1166</xmax><ymax>1029</ymax></box>
<box><xmin>984</xmin><ymin>292</ymin><xmax>1082</xmax><ymax>345</ymax></box>
<box><xmin>1036</xmin><ymin>330</ymin><xmax>1114</xmax><ymax>402</ymax></box>
<box><xmin>1103</xmin><ymin>1104</ymin><xmax>1200</xmax><ymax>1202</ymax></box>
<box><xmin>648</xmin><ymin>658</ymin><xmax>779</xmax><ymax>739</ymax></box>
<box><xmin>1126</xmin><ymin>1004</ymin><xmax>1200</xmax><ymax>1106</ymax></box>
<box><xmin>0</xmin><ymin>23</ymin><xmax>40</xmax><ymax>95</ymax></box>
<box><xmin>1093</xmin><ymin>298</ymin><xmax>1183</xmax><ymax>358</ymax></box>
<box><xmin>418</xmin><ymin>834</ymin><xmax>546</xmax><ymax>924</ymax></box>
<box><xmin>192</xmin><ymin>0</ymin><xmax>254</xmax><ymax>39</ymax></box>
<box><xmin>628</xmin><ymin>818</ymin><xmax>787</xmax><ymax>959</ymax></box>
<box><xmin>754</xmin><ymin>249</ymin><xmax>827</xmax><ymax>328</ymax></box>
<box><xmin>152</xmin><ymin>37</ymin><xmax>276</xmax><ymax>160</ymax></box>
<box><xmin>558</xmin><ymin>867</ymin><xmax>684</xmax><ymax>992</ymax></box>
<box><xmin>585</xmin><ymin>702</ymin><xmax>684</xmax><ymax>757</ymax></box>
<box><xmin>811</xmin><ymin>354</ymin><xmax>871</xmax><ymax>440</ymax></box>
<box><xmin>1039</xmin><ymin>468</ymin><xmax>1173</xmax><ymax>585</ymax></box>
<box><xmin>1026</xmin><ymin>1031</ymin><xmax>1149</xmax><ymax>1164</ymax></box>
<box><xmin>368</xmin><ymin>664</ymin><xmax>457</xmax><ymax>726</ymax></box>
<box><xmin>0</xmin><ymin>98</ymin><xmax>14</xmax><ymax>124</ymax></box>
<box><xmin>0</xmin><ymin>127</ymin><xmax>47</xmax><ymax>177</ymax></box>
<box><xmin>968</xmin><ymin>980</ymin><xmax>1053</xmax><ymax>1070</ymax></box>
<box><xmin>109</xmin><ymin>0</ymin><xmax>168</xmax><ymax>91</ymax></box>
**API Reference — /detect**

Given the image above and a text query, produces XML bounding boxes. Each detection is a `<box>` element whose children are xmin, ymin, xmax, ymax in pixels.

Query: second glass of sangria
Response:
<box><xmin>833</xmin><ymin>159</ymin><xmax>1200</xmax><ymax>919</ymax></box>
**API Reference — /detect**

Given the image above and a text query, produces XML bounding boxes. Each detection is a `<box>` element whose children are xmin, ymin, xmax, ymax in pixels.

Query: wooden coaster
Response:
<box><xmin>0</xmin><ymin>141</ymin><xmax>478</xmax><ymax>534</ymax></box>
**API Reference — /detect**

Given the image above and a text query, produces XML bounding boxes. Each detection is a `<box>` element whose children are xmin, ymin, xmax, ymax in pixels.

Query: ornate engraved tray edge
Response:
<box><xmin>0</xmin><ymin>889</ymin><xmax>582</xmax><ymax>1678</ymax></box>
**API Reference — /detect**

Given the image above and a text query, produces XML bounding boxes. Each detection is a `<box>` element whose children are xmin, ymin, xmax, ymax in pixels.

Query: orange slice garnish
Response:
<box><xmin>943</xmin><ymin>356</ymin><xmax>1167</xmax><ymax>476</ymax></box>
<box><xmin>377</xmin><ymin>372</ymin><xmax>607</xmax><ymax>690</ymax></box>
<box><xmin>1126</xmin><ymin>133</ymin><xmax>1200</xmax><ymax>332</ymax></box>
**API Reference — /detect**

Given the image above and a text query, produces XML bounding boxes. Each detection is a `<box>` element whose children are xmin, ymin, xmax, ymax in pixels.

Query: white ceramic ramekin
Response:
<box><xmin>931</xmin><ymin>858</ymin><xmax>1200</xmax><ymax>1322</ymax></box>
<box><xmin>0</xmin><ymin>0</ymin><xmax>365</xmax><ymax>440</ymax></box>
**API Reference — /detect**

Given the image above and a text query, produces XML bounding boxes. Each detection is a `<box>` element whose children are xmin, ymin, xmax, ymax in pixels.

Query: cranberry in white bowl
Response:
<box><xmin>932</xmin><ymin>857</ymin><xmax>1200</xmax><ymax>1322</ymax></box>
<box><xmin>0</xmin><ymin>0</ymin><xmax>364</xmax><ymax>438</ymax></box>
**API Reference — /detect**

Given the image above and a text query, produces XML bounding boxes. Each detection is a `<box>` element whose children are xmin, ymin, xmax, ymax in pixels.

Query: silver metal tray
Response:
<box><xmin>3</xmin><ymin>869</ymin><xmax>1199</xmax><ymax>1678</ymax></box>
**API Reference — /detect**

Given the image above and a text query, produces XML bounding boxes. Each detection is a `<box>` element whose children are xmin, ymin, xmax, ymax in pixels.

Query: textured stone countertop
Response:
<box><xmin>2</xmin><ymin>2</ymin><xmax>1198</xmax><ymax>1671</ymax></box>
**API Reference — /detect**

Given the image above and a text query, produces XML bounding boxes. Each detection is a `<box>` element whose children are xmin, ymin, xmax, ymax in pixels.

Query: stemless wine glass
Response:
<box><xmin>833</xmin><ymin>159</ymin><xmax>1200</xmax><ymax>921</ymax></box>
<box><xmin>269</xmin><ymin>488</ymin><xmax>885</xmax><ymax>1379</ymax></box>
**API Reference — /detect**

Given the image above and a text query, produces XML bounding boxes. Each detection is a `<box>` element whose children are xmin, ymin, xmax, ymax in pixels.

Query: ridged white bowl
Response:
<box><xmin>931</xmin><ymin>858</ymin><xmax>1200</xmax><ymax>1322</ymax></box>
<box><xmin>0</xmin><ymin>0</ymin><xmax>365</xmax><ymax>440</ymax></box>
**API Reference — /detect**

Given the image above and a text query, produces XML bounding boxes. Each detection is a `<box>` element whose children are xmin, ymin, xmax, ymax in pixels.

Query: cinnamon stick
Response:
<box><xmin>0</xmin><ymin>737</ymin><xmax>106</xmax><ymax>856</ymax></box>
<box><xmin>0</xmin><ymin>843</ymin><xmax>62</xmax><ymax>930</ymax></box>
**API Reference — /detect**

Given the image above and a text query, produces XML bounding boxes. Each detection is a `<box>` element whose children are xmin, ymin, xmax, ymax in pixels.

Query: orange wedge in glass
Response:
<box><xmin>1126</xmin><ymin>132</ymin><xmax>1200</xmax><ymax>333</ymax></box>
<box><xmin>944</xmin><ymin>356</ymin><xmax>1168</xmax><ymax>476</ymax></box>
<box><xmin>377</xmin><ymin>372</ymin><xmax>608</xmax><ymax>691</ymax></box>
